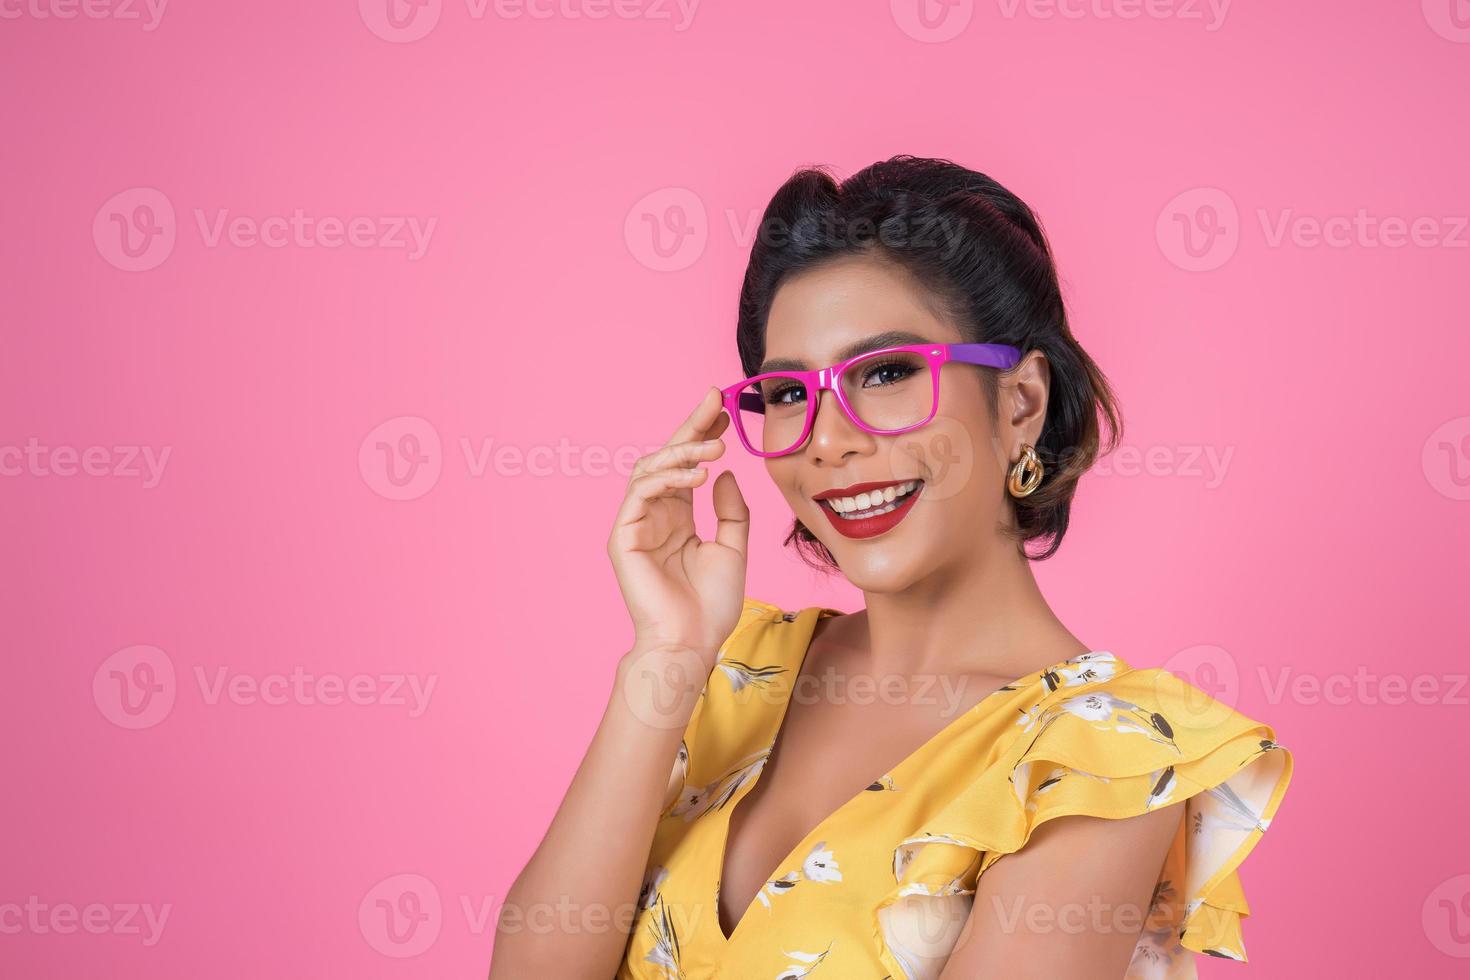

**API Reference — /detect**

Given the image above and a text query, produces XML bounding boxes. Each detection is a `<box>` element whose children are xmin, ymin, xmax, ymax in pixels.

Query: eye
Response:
<box><xmin>860</xmin><ymin>358</ymin><xmax>918</xmax><ymax>388</ymax></box>
<box><xmin>764</xmin><ymin>380</ymin><xmax>807</xmax><ymax>405</ymax></box>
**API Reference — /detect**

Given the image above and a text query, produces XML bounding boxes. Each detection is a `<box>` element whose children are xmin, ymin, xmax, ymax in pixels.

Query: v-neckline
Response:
<box><xmin>710</xmin><ymin>603</ymin><xmax>1111</xmax><ymax>947</ymax></box>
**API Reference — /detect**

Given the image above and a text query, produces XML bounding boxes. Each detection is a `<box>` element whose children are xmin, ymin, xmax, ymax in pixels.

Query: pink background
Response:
<box><xmin>4</xmin><ymin>1</ymin><xmax>1469</xmax><ymax>977</ymax></box>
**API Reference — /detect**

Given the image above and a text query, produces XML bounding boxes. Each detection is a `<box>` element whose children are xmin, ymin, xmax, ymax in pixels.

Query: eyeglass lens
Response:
<box><xmin>735</xmin><ymin>349</ymin><xmax>934</xmax><ymax>455</ymax></box>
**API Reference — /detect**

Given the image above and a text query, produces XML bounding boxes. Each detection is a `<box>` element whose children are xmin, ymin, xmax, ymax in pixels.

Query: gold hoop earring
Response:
<box><xmin>1007</xmin><ymin>444</ymin><xmax>1044</xmax><ymax>498</ymax></box>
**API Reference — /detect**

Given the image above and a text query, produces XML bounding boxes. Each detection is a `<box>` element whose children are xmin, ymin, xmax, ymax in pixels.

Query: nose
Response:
<box><xmin>804</xmin><ymin>387</ymin><xmax>873</xmax><ymax>464</ymax></box>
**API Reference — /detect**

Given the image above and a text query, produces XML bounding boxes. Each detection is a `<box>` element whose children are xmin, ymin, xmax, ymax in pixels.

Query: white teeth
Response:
<box><xmin>821</xmin><ymin>480</ymin><xmax>921</xmax><ymax>519</ymax></box>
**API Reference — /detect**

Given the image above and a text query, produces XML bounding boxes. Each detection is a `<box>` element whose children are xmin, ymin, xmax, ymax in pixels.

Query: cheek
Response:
<box><xmin>883</xmin><ymin>410</ymin><xmax>1000</xmax><ymax>507</ymax></box>
<box><xmin>764</xmin><ymin>458</ymin><xmax>805</xmax><ymax>506</ymax></box>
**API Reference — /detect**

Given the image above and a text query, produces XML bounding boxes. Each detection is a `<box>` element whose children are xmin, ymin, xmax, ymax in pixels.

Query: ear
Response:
<box><xmin>1001</xmin><ymin>350</ymin><xmax>1050</xmax><ymax>461</ymax></box>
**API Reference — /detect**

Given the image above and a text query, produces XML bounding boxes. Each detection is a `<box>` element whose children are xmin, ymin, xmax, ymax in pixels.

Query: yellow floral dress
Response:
<box><xmin>617</xmin><ymin>598</ymin><xmax>1294</xmax><ymax>980</ymax></box>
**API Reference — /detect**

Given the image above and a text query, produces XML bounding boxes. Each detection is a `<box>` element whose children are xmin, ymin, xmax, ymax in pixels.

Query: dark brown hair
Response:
<box><xmin>734</xmin><ymin>155</ymin><xmax>1122</xmax><ymax>567</ymax></box>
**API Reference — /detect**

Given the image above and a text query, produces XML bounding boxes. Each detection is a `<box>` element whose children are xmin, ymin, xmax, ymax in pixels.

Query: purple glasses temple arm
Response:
<box><xmin>948</xmin><ymin>343</ymin><xmax>1023</xmax><ymax>370</ymax></box>
<box><xmin>737</xmin><ymin>390</ymin><xmax>766</xmax><ymax>414</ymax></box>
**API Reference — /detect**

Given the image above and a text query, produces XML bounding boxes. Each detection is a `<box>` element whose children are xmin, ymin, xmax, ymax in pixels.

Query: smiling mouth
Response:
<box><xmin>816</xmin><ymin>479</ymin><xmax>924</xmax><ymax>520</ymax></box>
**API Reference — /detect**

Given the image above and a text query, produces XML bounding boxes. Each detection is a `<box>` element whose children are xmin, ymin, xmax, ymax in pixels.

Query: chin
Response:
<box><xmin>817</xmin><ymin>535</ymin><xmax>939</xmax><ymax>592</ymax></box>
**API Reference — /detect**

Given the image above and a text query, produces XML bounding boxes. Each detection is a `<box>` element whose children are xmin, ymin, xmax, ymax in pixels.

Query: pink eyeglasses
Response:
<box><xmin>720</xmin><ymin>341</ymin><xmax>1022</xmax><ymax>458</ymax></box>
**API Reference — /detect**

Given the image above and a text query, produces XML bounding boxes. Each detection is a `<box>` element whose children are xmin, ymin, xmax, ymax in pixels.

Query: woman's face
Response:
<box><xmin>759</xmin><ymin>254</ymin><xmax>1047</xmax><ymax>590</ymax></box>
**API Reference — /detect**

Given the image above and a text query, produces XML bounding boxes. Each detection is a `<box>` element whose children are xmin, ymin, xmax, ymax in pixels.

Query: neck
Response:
<box><xmin>841</xmin><ymin>541</ymin><xmax>1089</xmax><ymax>679</ymax></box>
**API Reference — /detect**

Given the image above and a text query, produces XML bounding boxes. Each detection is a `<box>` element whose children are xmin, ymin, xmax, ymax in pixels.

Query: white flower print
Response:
<box><xmin>756</xmin><ymin>840</ymin><xmax>842</xmax><ymax>909</ymax></box>
<box><xmin>717</xmin><ymin>657</ymin><xmax>788</xmax><ymax>693</ymax></box>
<box><xmin>1019</xmin><ymin>690</ymin><xmax>1181</xmax><ymax>755</ymax></box>
<box><xmin>1063</xmin><ymin>690</ymin><xmax>1123</xmax><ymax>722</ymax></box>
<box><xmin>1010</xmin><ymin>762</ymin><xmax>1113</xmax><ymax>813</ymax></box>
<box><xmin>669</xmin><ymin>747</ymin><xmax>769</xmax><ymax>822</ymax></box>
<box><xmin>801</xmin><ymin>842</ymin><xmax>842</xmax><ymax>883</ymax></box>
<box><xmin>889</xmin><ymin>834</ymin><xmax>977</xmax><ymax>904</ymax></box>
<box><xmin>661</xmin><ymin>741</ymin><xmax>690</xmax><ymax>814</ymax></box>
<box><xmin>774</xmin><ymin>942</ymin><xmax>834</xmax><ymax>979</ymax></box>
<box><xmin>1052</xmin><ymin>651</ymin><xmax>1119</xmax><ymax>688</ymax></box>
<box><xmin>1198</xmin><ymin>780</ymin><xmax>1272</xmax><ymax>834</ymax></box>
<box><xmin>638</xmin><ymin>865</ymin><xmax>669</xmax><ymax>911</ymax></box>
<box><xmin>892</xmin><ymin>833</ymin><xmax>970</xmax><ymax>882</ymax></box>
<box><xmin>641</xmin><ymin>893</ymin><xmax>685</xmax><ymax>980</ymax></box>
<box><xmin>1017</xmin><ymin>763</ymin><xmax>1068</xmax><ymax>812</ymax></box>
<box><xmin>1017</xmin><ymin>653</ymin><xmax>1119</xmax><ymax>730</ymax></box>
<box><xmin>1016</xmin><ymin>702</ymin><xmax>1046</xmax><ymax>731</ymax></box>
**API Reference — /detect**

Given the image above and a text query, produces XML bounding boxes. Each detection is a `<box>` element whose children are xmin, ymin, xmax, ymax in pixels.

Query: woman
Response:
<box><xmin>490</xmin><ymin>156</ymin><xmax>1293</xmax><ymax>979</ymax></box>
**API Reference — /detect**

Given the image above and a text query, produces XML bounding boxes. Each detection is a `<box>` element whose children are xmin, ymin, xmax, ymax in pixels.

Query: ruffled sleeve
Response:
<box><xmin>876</xmin><ymin>660</ymin><xmax>1293</xmax><ymax>980</ymax></box>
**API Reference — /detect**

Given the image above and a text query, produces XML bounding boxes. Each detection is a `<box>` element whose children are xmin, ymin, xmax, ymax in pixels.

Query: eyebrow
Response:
<box><xmin>757</xmin><ymin>329</ymin><xmax>937</xmax><ymax>374</ymax></box>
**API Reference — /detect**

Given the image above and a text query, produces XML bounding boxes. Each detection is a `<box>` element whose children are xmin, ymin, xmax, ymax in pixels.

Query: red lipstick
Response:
<box><xmin>812</xmin><ymin>479</ymin><xmax>924</xmax><ymax>540</ymax></box>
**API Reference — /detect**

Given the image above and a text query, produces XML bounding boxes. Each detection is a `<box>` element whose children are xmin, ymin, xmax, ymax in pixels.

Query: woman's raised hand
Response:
<box><xmin>607</xmin><ymin>386</ymin><xmax>750</xmax><ymax>665</ymax></box>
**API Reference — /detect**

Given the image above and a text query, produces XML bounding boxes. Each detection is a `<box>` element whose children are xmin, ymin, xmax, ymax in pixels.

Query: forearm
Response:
<box><xmin>490</xmin><ymin>646</ymin><xmax>705</xmax><ymax>979</ymax></box>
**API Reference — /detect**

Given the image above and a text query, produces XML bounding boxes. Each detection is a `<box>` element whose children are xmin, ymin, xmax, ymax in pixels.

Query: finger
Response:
<box><xmin>711</xmin><ymin>469</ymin><xmax>750</xmax><ymax>556</ymax></box>
<box><xmin>704</xmin><ymin>409</ymin><xmax>731</xmax><ymax>442</ymax></box>
<box><xmin>613</xmin><ymin>467</ymin><xmax>708</xmax><ymax>530</ymax></box>
<box><xmin>636</xmin><ymin>438</ymin><xmax>725</xmax><ymax>478</ymax></box>
<box><xmin>666</xmin><ymin>386</ymin><xmax>723</xmax><ymax>448</ymax></box>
